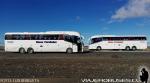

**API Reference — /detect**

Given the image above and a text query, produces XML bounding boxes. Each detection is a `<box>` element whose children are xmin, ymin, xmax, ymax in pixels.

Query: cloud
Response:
<box><xmin>111</xmin><ymin>0</ymin><xmax>150</xmax><ymax>21</ymax></box>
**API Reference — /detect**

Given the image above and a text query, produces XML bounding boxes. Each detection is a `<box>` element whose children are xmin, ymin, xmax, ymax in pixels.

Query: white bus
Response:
<box><xmin>89</xmin><ymin>35</ymin><xmax>147</xmax><ymax>51</ymax></box>
<box><xmin>5</xmin><ymin>31</ymin><xmax>84</xmax><ymax>53</ymax></box>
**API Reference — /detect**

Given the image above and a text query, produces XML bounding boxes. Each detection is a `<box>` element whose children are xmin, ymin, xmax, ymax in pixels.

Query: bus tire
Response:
<box><xmin>66</xmin><ymin>48</ymin><xmax>73</xmax><ymax>54</ymax></box>
<box><xmin>19</xmin><ymin>48</ymin><xmax>25</xmax><ymax>54</ymax></box>
<box><xmin>132</xmin><ymin>46</ymin><xmax>137</xmax><ymax>51</ymax></box>
<box><xmin>125</xmin><ymin>46</ymin><xmax>130</xmax><ymax>51</ymax></box>
<box><xmin>97</xmin><ymin>46</ymin><xmax>102</xmax><ymax>51</ymax></box>
<box><xmin>27</xmin><ymin>48</ymin><xmax>34</xmax><ymax>54</ymax></box>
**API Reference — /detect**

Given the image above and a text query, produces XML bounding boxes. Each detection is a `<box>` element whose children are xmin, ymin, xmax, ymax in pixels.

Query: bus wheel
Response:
<box><xmin>97</xmin><ymin>46</ymin><xmax>102</xmax><ymax>51</ymax></box>
<box><xmin>132</xmin><ymin>46</ymin><xmax>137</xmax><ymax>51</ymax></box>
<box><xmin>19</xmin><ymin>48</ymin><xmax>25</xmax><ymax>54</ymax></box>
<box><xmin>27</xmin><ymin>48</ymin><xmax>34</xmax><ymax>54</ymax></box>
<box><xmin>125</xmin><ymin>46</ymin><xmax>130</xmax><ymax>51</ymax></box>
<box><xmin>66</xmin><ymin>48</ymin><xmax>73</xmax><ymax>54</ymax></box>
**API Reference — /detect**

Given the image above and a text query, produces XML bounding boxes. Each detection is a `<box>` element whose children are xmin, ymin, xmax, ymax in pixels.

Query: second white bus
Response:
<box><xmin>89</xmin><ymin>35</ymin><xmax>147</xmax><ymax>51</ymax></box>
<box><xmin>5</xmin><ymin>31</ymin><xmax>84</xmax><ymax>53</ymax></box>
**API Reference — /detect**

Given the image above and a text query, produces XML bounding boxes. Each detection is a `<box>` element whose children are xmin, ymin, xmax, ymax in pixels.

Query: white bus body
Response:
<box><xmin>89</xmin><ymin>35</ymin><xmax>147</xmax><ymax>51</ymax></box>
<box><xmin>5</xmin><ymin>31</ymin><xmax>84</xmax><ymax>53</ymax></box>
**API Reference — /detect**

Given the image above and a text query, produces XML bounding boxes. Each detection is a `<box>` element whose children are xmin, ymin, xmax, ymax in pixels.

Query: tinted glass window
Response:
<box><xmin>42</xmin><ymin>35</ymin><xmax>49</xmax><ymax>40</ymax></box>
<box><xmin>5</xmin><ymin>35</ymin><xmax>12</xmax><ymax>40</ymax></box>
<box><xmin>123</xmin><ymin>37</ymin><xmax>129</xmax><ymax>40</ymax></box>
<box><xmin>142</xmin><ymin>37</ymin><xmax>147</xmax><ymax>40</ymax></box>
<box><xmin>102</xmin><ymin>37</ymin><xmax>108</xmax><ymax>41</ymax></box>
<box><xmin>59</xmin><ymin>34</ymin><xmax>64</xmax><ymax>40</ymax></box>
<box><xmin>48</xmin><ymin>35</ymin><xmax>59</xmax><ymax>40</ymax></box>
<box><xmin>18</xmin><ymin>35</ymin><xmax>24</xmax><ymax>40</ymax></box>
<box><xmin>64</xmin><ymin>35</ymin><xmax>81</xmax><ymax>44</ymax></box>
<box><xmin>24</xmin><ymin>35</ymin><xmax>30</xmax><ymax>40</ymax></box>
<box><xmin>64</xmin><ymin>35</ymin><xmax>73</xmax><ymax>42</ymax></box>
<box><xmin>30</xmin><ymin>35</ymin><xmax>36</xmax><ymax>40</ymax></box>
<box><xmin>11</xmin><ymin>35</ymin><xmax>17</xmax><ymax>40</ymax></box>
<box><xmin>30</xmin><ymin>34</ymin><xmax>59</xmax><ymax>40</ymax></box>
<box><xmin>91</xmin><ymin>38</ymin><xmax>102</xmax><ymax>44</ymax></box>
<box><xmin>5</xmin><ymin>35</ymin><xmax>19</xmax><ymax>40</ymax></box>
<box><xmin>72</xmin><ymin>36</ymin><xmax>80</xmax><ymax>43</ymax></box>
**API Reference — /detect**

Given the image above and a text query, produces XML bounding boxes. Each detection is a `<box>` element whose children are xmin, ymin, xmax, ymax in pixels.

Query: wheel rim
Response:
<box><xmin>132</xmin><ymin>47</ymin><xmax>136</xmax><ymax>50</ymax></box>
<box><xmin>29</xmin><ymin>49</ymin><xmax>33</xmax><ymax>54</ymax></box>
<box><xmin>20</xmin><ymin>49</ymin><xmax>25</xmax><ymax>53</ymax></box>
<box><xmin>97</xmin><ymin>47</ymin><xmax>101</xmax><ymax>51</ymax></box>
<box><xmin>126</xmin><ymin>47</ymin><xmax>130</xmax><ymax>50</ymax></box>
<box><xmin>67</xmin><ymin>49</ymin><xmax>72</xmax><ymax>53</ymax></box>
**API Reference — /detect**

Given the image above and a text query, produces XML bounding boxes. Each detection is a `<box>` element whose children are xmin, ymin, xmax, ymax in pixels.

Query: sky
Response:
<box><xmin>0</xmin><ymin>0</ymin><xmax>150</xmax><ymax>45</ymax></box>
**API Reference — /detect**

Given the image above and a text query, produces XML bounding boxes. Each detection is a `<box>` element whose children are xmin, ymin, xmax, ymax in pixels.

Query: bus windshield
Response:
<box><xmin>91</xmin><ymin>37</ymin><xmax>102</xmax><ymax>44</ymax></box>
<box><xmin>64</xmin><ymin>35</ymin><xmax>81</xmax><ymax>44</ymax></box>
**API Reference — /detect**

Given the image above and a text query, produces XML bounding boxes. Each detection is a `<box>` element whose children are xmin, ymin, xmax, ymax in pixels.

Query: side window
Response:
<box><xmin>49</xmin><ymin>35</ymin><xmax>59</xmax><ymax>40</ymax></box>
<box><xmin>12</xmin><ymin>35</ymin><xmax>18</xmax><ymax>40</ymax></box>
<box><xmin>59</xmin><ymin>34</ymin><xmax>64</xmax><ymax>40</ymax></box>
<box><xmin>64</xmin><ymin>35</ymin><xmax>70</xmax><ymax>41</ymax></box>
<box><xmin>36</xmin><ymin>35</ymin><xmax>41</xmax><ymax>40</ymax></box>
<box><xmin>138</xmin><ymin>37</ymin><xmax>146</xmax><ymax>40</ymax></box>
<box><xmin>46</xmin><ymin>35</ymin><xmax>52</xmax><ymax>40</ymax></box>
<box><xmin>24</xmin><ymin>35</ymin><xmax>30</xmax><ymax>40</ymax></box>
<box><xmin>124</xmin><ymin>37</ymin><xmax>129</xmax><ymax>40</ymax></box>
<box><xmin>91</xmin><ymin>38</ymin><xmax>96</xmax><ymax>44</ymax></box>
<box><xmin>42</xmin><ymin>35</ymin><xmax>49</xmax><ymax>40</ymax></box>
<box><xmin>16</xmin><ymin>35</ymin><xmax>22</xmax><ymax>40</ymax></box>
<box><xmin>18</xmin><ymin>35</ymin><xmax>24</xmax><ymax>40</ymax></box>
<box><xmin>130</xmin><ymin>37</ymin><xmax>134</xmax><ymax>40</ymax></box>
<box><xmin>39</xmin><ymin>35</ymin><xmax>44</xmax><ymax>40</ymax></box>
<box><xmin>112</xmin><ymin>37</ymin><xmax>121</xmax><ymax>41</ymax></box>
<box><xmin>103</xmin><ymin>37</ymin><xmax>108</xmax><ymax>41</ymax></box>
<box><xmin>53</xmin><ymin>35</ymin><xmax>59</xmax><ymax>40</ymax></box>
<box><xmin>30</xmin><ymin>35</ymin><xmax>36</xmax><ymax>40</ymax></box>
<box><xmin>122</xmin><ymin>37</ymin><xmax>127</xmax><ymax>40</ymax></box>
<box><xmin>40</xmin><ymin>35</ymin><xmax>59</xmax><ymax>40</ymax></box>
<box><xmin>136</xmin><ymin>37</ymin><xmax>140</xmax><ymax>40</ymax></box>
<box><xmin>64</xmin><ymin>35</ymin><xmax>73</xmax><ymax>42</ymax></box>
<box><xmin>120</xmin><ymin>37</ymin><xmax>124</xmax><ymax>40</ymax></box>
<box><xmin>111</xmin><ymin>37</ymin><xmax>115</xmax><ymax>40</ymax></box>
<box><xmin>108</xmin><ymin>37</ymin><xmax>112</xmax><ymax>41</ymax></box>
<box><xmin>5</xmin><ymin>34</ymin><xmax>27</xmax><ymax>40</ymax></box>
<box><xmin>40</xmin><ymin>35</ymin><xmax>50</xmax><ymax>40</ymax></box>
<box><xmin>97</xmin><ymin>38</ymin><xmax>102</xmax><ymax>42</ymax></box>
<box><xmin>5</xmin><ymin>35</ymin><xmax>12</xmax><ymax>40</ymax></box>
<box><xmin>143</xmin><ymin>37</ymin><xmax>147</xmax><ymax>40</ymax></box>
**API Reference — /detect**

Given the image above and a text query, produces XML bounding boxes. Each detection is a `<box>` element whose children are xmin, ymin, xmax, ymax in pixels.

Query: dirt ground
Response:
<box><xmin>0</xmin><ymin>52</ymin><xmax>150</xmax><ymax>83</ymax></box>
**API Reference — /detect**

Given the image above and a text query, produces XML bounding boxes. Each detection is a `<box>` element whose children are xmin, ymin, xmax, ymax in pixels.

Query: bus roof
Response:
<box><xmin>90</xmin><ymin>35</ymin><xmax>147</xmax><ymax>39</ymax></box>
<box><xmin>5</xmin><ymin>31</ymin><xmax>81</xmax><ymax>37</ymax></box>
